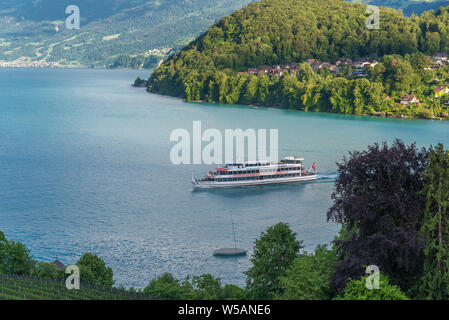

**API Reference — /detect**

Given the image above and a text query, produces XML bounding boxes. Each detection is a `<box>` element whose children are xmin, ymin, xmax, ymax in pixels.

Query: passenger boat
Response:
<box><xmin>192</xmin><ymin>157</ymin><xmax>317</xmax><ymax>189</ymax></box>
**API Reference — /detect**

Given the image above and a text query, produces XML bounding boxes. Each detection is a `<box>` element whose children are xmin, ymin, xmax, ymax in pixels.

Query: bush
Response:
<box><xmin>76</xmin><ymin>252</ymin><xmax>115</xmax><ymax>287</ymax></box>
<box><xmin>276</xmin><ymin>245</ymin><xmax>336</xmax><ymax>300</ymax></box>
<box><xmin>144</xmin><ymin>273</ymin><xmax>191</xmax><ymax>299</ymax></box>
<box><xmin>245</xmin><ymin>222</ymin><xmax>303</xmax><ymax>299</ymax></box>
<box><xmin>335</xmin><ymin>274</ymin><xmax>409</xmax><ymax>300</ymax></box>
<box><xmin>32</xmin><ymin>261</ymin><xmax>64</xmax><ymax>280</ymax></box>
<box><xmin>144</xmin><ymin>273</ymin><xmax>246</xmax><ymax>300</ymax></box>
<box><xmin>0</xmin><ymin>232</ymin><xmax>34</xmax><ymax>276</ymax></box>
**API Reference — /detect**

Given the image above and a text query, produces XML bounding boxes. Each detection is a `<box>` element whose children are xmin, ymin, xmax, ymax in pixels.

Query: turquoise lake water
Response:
<box><xmin>1</xmin><ymin>68</ymin><xmax>449</xmax><ymax>288</ymax></box>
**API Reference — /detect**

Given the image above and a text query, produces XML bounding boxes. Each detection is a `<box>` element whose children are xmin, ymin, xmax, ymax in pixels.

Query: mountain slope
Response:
<box><xmin>147</xmin><ymin>0</ymin><xmax>449</xmax><ymax>119</ymax></box>
<box><xmin>0</xmin><ymin>0</ymin><xmax>255</xmax><ymax>67</ymax></box>
<box><xmin>148</xmin><ymin>0</ymin><xmax>424</xmax><ymax>96</ymax></box>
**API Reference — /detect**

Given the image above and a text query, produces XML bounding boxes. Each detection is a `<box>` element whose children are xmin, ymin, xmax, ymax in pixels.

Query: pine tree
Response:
<box><xmin>417</xmin><ymin>143</ymin><xmax>449</xmax><ymax>299</ymax></box>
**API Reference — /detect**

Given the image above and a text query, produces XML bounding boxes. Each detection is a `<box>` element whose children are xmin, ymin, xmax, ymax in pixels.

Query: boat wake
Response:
<box><xmin>316</xmin><ymin>173</ymin><xmax>338</xmax><ymax>182</ymax></box>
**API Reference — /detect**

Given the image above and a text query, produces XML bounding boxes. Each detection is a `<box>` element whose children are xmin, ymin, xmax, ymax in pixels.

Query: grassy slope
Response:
<box><xmin>148</xmin><ymin>0</ymin><xmax>422</xmax><ymax>96</ymax></box>
<box><xmin>0</xmin><ymin>274</ymin><xmax>153</xmax><ymax>300</ymax></box>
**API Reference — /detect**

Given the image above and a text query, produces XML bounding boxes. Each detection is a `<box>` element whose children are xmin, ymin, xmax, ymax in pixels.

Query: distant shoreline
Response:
<box><xmin>0</xmin><ymin>66</ymin><xmax>151</xmax><ymax>71</ymax></box>
<box><xmin>187</xmin><ymin>100</ymin><xmax>448</xmax><ymax>121</ymax></box>
<box><xmin>142</xmin><ymin>89</ymin><xmax>448</xmax><ymax>122</ymax></box>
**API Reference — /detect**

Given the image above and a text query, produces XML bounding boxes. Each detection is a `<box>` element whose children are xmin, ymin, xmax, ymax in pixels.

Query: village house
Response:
<box><xmin>434</xmin><ymin>86</ymin><xmax>449</xmax><ymax>97</ymax></box>
<box><xmin>400</xmin><ymin>94</ymin><xmax>420</xmax><ymax>105</ymax></box>
<box><xmin>336</xmin><ymin>58</ymin><xmax>352</xmax><ymax>65</ymax></box>
<box><xmin>352</xmin><ymin>58</ymin><xmax>369</xmax><ymax>69</ymax></box>
<box><xmin>244</xmin><ymin>57</ymin><xmax>378</xmax><ymax>78</ymax></box>
<box><xmin>431</xmin><ymin>52</ymin><xmax>448</xmax><ymax>61</ymax></box>
<box><xmin>306</xmin><ymin>58</ymin><xmax>319</xmax><ymax>67</ymax></box>
<box><xmin>328</xmin><ymin>65</ymin><xmax>340</xmax><ymax>73</ymax></box>
<box><xmin>362</xmin><ymin>61</ymin><xmax>378</xmax><ymax>68</ymax></box>
<box><xmin>425</xmin><ymin>53</ymin><xmax>449</xmax><ymax>70</ymax></box>
<box><xmin>53</xmin><ymin>259</ymin><xmax>66</xmax><ymax>271</ymax></box>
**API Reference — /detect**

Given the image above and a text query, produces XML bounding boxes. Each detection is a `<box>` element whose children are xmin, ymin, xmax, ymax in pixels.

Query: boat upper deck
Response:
<box><xmin>219</xmin><ymin>157</ymin><xmax>304</xmax><ymax>171</ymax></box>
<box><xmin>212</xmin><ymin>158</ymin><xmax>306</xmax><ymax>177</ymax></box>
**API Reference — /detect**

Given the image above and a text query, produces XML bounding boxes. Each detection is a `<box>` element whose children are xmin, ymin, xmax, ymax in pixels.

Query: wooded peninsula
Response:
<box><xmin>146</xmin><ymin>0</ymin><xmax>449</xmax><ymax>120</ymax></box>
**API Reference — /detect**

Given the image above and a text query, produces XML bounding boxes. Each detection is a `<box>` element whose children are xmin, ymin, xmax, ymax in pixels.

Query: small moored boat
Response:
<box><xmin>213</xmin><ymin>214</ymin><xmax>247</xmax><ymax>257</ymax></box>
<box><xmin>213</xmin><ymin>248</ymin><xmax>247</xmax><ymax>257</ymax></box>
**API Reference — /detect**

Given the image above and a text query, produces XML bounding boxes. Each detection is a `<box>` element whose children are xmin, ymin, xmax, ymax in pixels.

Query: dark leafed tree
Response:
<box><xmin>416</xmin><ymin>143</ymin><xmax>449</xmax><ymax>299</ymax></box>
<box><xmin>327</xmin><ymin>139</ymin><xmax>429</xmax><ymax>292</ymax></box>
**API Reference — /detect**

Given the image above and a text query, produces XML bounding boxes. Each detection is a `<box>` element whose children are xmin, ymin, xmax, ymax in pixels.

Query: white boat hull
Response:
<box><xmin>192</xmin><ymin>174</ymin><xmax>317</xmax><ymax>189</ymax></box>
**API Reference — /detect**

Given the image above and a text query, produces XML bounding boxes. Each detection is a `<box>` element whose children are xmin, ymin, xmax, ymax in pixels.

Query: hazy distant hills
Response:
<box><xmin>0</xmin><ymin>0</ymin><xmax>146</xmax><ymax>22</ymax></box>
<box><xmin>402</xmin><ymin>1</ymin><xmax>449</xmax><ymax>15</ymax></box>
<box><xmin>348</xmin><ymin>0</ymin><xmax>449</xmax><ymax>15</ymax></box>
<box><xmin>0</xmin><ymin>0</ymin><xmax>447</xmax><ymax>68</ymax></box>
<box><xmin>0</xmin><ymin>0</ymin><xmax>255</xmax><ymax>67</ymax></box>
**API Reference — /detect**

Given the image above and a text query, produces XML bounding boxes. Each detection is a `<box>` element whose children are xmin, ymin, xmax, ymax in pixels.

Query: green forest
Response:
<box><xmin>148</xmin><ymin>0</ymin><xmax>449</xmax><ymax>119</ymax></box>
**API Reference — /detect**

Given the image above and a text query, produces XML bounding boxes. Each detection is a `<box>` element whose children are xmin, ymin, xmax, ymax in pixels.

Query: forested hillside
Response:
<box><xmin>0</xmin><ymin>0</ymin><xmax>444</xmax><ymax>67</ymax></box>
<box><xmin>0</xmin><ymin>0</ymin><xmax>255</xmax><ymax>67</ymax></box>
<box><xmin>148</xmin><ymin>0</ymin><xmax>449</xmax><ymax>119</ymax></box>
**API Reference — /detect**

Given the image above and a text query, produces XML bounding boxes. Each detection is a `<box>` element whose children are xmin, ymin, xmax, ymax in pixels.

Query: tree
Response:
<box><xmin>76</xmin><ymin>252</ymin><xmax>115</xmax><ymax>287</ymax></box>
<box><xmin>245</xmin><ymin>222</ymin><xmax>303</xmax><ymax>299</ymax></box>
<box><xmin>190</xmin><ymin>274</ymin><xmax>224</xmax><ymax>300</ymax></box>
<box><xmin>327</xmin><ymin>139</ymin><xmax>429</xmax><ymax>292</ymax></box>
<box><xmin>335</xmin><ymin>274</ymin><xmax>409</xmax><ymax>300</ymax></box>
<box><xmin>189</xmin><ymin>274</ymin><xmax>245</xmax><ymax>300</ymax></box>
<box><xmin>0</xmin><ymin>231</ymin><xmax>8</xmax><ymax>274</ymax></box>
<box><xmin>3</xmin><ymin>240</ymin><xmax>34</xmax><ymax>275</ymax></box>
<box><xmin>33</xmin><ymin>261</ymin><xmax>63</xmax><ymax>280</ymax></box>
<box><xmin>415</xmin><ymin>143</ymin><xmax>449</xmax><ymax>299</ymax></box>
<box><xmin>223</xmin><ymin>284</ymin><xmax>247</xmax><ymax>300</ymax></box>
<box><xmin>144</xmin><ymin>273</ymin><xmax>246</xmax><ymax>300</ymax></box>
<box><xmin>133</xmin><ymin>77</ymin><xmax>145</xmax><ymax>87</ymax></box>
<box><xmin>0</xmin><ymin>231</ymin><xmax>34</xmax><ymax>276</ymax></box>
<box><xmin>277</xmin><ymin>244</ymin><xmax>336</xmax><ymax>300</ymax></box>
<box><xmin>144</xmin><ymin>273</ymin><xmax>192</xmax><ymax>299</ymax></box>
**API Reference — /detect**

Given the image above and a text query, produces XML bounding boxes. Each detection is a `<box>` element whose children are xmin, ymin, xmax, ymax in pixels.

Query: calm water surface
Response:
<box><xmin>1</xmin><ymin>68</ymin><xmax>449</xmax><ymax>288</ymax></box>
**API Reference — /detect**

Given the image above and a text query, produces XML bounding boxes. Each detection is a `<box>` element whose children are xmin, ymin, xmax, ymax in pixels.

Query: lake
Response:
<box><xmin>1</xmin><ymin>68</ymin><xmax>449</xmax><ymax>288</ymax></box>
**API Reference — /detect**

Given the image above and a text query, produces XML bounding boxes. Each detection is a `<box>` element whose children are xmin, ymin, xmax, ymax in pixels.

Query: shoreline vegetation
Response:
<box><xmin>2</xmin><ymin>139</ymin><xmax>449</xmax><ymax>300</ymax></box>
<box><xmin>0</xmin><ymin>63</ymin><xmax>156</xmax><ymax>70</ymax></box>
<box><xmin>136</xmin><ymin>82</ymin><xmax>449</xmax><ymax>121</ymax></box>
<box><xmin>134</xmin><ymin>76</ymin><xmax>449</xmax><ymax>121</ymax></box>
<box><xmin>147</xmin><ymin>0</ymin><xmax>449</xmax><ymax>121</ymax></box>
